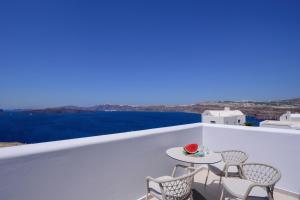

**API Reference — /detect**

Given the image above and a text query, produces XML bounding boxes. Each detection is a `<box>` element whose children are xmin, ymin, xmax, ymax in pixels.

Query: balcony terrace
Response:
<box><xmin>0</xmin><ymin>123</ymin><xmax>299</xmax><ymax>200</ymax></box>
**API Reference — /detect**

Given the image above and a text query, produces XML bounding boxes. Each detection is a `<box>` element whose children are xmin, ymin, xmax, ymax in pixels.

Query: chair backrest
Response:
<box><xmin>241</xmin><ymin>163</ymin><xmax>281</xmax><ymax>186</ymax></box>
<box><xmin>221</xmin><ymin>150</ymin><xmax>248</xmax><ymax>165</ymax></box>
<box><xmin>159</xmin><ymin>169</ymin><xmax>197</xmax><ymax>200</ymax></box>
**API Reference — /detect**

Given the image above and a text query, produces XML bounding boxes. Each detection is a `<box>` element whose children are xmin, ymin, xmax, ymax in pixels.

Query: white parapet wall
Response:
<box><xmin>0</xmin><ymin>123</ymin><xmax>299</xmax><ymax>199</ymax></box>
<box><xmin>202</xmin><ymin>123</ymin><xmax>300</xmax><ymax>195</ymax></box>
<box><xmin>0</xmin><ymin>123</ymin><xmax>203</xmax><ymax>200</ymax></box>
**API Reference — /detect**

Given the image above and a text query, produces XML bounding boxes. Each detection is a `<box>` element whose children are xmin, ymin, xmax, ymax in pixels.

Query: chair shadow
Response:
<box><xmin>192</xmin><ymin>189</ymin><xmax>207</xmax><ymax>200</ymax></box>
<box><xmin>192</xmin><ymin>181</ymin><xmax>222</xmax><ymax>200</ymax></box>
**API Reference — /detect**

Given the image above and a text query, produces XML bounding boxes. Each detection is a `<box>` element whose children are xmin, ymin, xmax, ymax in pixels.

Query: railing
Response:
<box><xmin>0</xmin><ymin>123</ymin><xmax>299</xmax><ymax>200</ymax></box>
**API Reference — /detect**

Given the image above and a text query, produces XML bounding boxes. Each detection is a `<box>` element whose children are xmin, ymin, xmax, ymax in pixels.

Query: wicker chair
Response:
<box><xmin>146</xmin><ymin>165</ymin><xmax>205</xmax><ymax>200</ymax></box>
<box><xmin>220</xmin><ymin>163</ymin><xmax>281</xmax><ymax>200</ymax></box>
<box><xmin>205</xmin><ymin>150</ymin><xmax>248</xmax><ymax>186</ymax></box>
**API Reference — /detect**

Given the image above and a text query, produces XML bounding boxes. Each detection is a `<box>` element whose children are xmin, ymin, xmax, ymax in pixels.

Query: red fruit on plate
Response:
<box><xmin>184</xmin><ymin>143</ymin><xmax>198</xmax><ymax>154</ymax></box>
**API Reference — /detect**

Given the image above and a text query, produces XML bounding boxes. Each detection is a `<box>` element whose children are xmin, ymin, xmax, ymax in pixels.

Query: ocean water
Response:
<box><xmin>0</xmin><ymin>111</ymin><xmax>261</xmax><ymax>144</ymax></box>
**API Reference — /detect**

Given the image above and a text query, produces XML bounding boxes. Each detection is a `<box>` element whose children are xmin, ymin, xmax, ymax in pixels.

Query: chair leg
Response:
<box><xmin>267</xmin><ymin>192</ymin><xmax>274</xmax><ymax>200</ymax></box>
<box><xmin>271</xmin><ymin>187</ymin><xmax>275</xmax><ymax>199</ymax></box>
<box><xmin>220</xmin><ymin>187</ymin><xmax>224</xmax><ymax>200</ymax></box>
<box><xmin>146</xmin><ymin>182</ymin><xmax>149</xmax><ymax>200</ymax></box>
<box><xmin>189</xmin><ymin>192</ymin><xmax>194</xmax><ymax>200</ymax></box>
<box><xmin>267</xmin><ymin>186</ymin><xmax>274</xmax><ymax>200</ymax></box>
<box><xmin>205</xmin><ymin>169</ymin><xmax>210</xmax><ymax>186</ymax></box>
<box><xmin>219</xmin><ymin>175</ymin><xmax>222</xmax><ymax>184</ymax></box>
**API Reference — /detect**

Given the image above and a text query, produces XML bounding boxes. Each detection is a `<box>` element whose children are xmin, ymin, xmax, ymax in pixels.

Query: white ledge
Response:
<box><xmin>202</xmin><ymin>122</ymin><xmax>300</xmax><ymax>135</ymax></box>
<box><xmin>0</xmin><ymin>122</ymin><xmax>202</xmax><ymax>160</ymax></box>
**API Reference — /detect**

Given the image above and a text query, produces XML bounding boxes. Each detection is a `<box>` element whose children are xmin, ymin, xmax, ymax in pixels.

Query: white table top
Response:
<box><xmin>166</xmin><ymin>147</ymin><xmax>222</xmax><ymax>164</ymax></box>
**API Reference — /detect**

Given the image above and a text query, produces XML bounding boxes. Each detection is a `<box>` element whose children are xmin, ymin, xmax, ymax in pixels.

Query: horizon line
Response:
<box><xmin>2</xmin><ymin>97</ymin><xmax>299</xmax><ymax>110</ymax></box>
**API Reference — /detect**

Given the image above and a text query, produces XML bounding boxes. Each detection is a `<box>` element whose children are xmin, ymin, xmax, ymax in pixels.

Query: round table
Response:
<box><xmin>166</xmin><ymin>147</ymin><xmax>222</xmax><ymax>167</ymax></box>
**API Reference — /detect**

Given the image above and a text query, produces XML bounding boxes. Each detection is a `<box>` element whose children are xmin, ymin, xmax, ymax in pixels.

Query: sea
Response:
<box><xmin>0</xmin><ymin>111</ymin><xmax>261</xmax><ymax>144</ymax></box>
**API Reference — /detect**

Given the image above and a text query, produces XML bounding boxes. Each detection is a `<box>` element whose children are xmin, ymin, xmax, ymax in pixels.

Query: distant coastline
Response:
<box><xmin>10</xmin><ymin>98</ymin><xmax>300</xmax><ymax>120</ymax></box>
<box><xmin>0</xmin><ymin>142</ymin><xmax>22</xmax><ymax>148</ymax></box>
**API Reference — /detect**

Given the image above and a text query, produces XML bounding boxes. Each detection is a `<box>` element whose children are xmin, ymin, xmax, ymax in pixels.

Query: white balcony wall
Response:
<box><xmin>0</xmin><ymin>123</ymin><xmax>203</xmax><ymax>200</ymax></box>
<box><xmin>0</xmin><ymin>122</ymin><xmax>299</xmax><ymax>199</ymax></box>
<box><xmin>202</xmin><ymin>123</ymin><xmax>300</xmax><ymax>195</ymax></box>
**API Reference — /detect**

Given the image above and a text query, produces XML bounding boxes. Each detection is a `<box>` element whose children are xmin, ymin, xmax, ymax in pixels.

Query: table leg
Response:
<box><xmin>190</xmin><ymin>163</ymin><xmax>195</xmax><ymax>186</ymax></box>
<box><xmin>191</xmin><ymin>163</ymin><xmax>197</xmax><ymax>196</ymax></box>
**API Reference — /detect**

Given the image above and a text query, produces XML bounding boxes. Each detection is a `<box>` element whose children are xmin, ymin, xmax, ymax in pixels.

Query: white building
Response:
<box><xmin>260</xmin><ymin>120</ymin><xmax>300</xmax><ymax>130</ymax></box>
<box><xmin>260</xmin><ymin>111</ymin><xmax>300</xmax><ymax>130</ymax></box>
<box><xmin>202</xmin><ymin>107</ymin><xmax>246</xmax><ymax>125</ymax></box>
<box><xmin>279</xmin><ymin>111</ymin><xmax>300</xmax><ymax>121</ymax></box>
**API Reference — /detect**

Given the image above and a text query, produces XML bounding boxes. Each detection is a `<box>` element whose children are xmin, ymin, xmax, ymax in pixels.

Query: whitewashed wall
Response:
<box><xmin>202</xmin><ymin>123</ymin><xmax>300</xmax><ymax>195</ymax></box>
<box><xmin>202</xmin><ymin>115</ymin><xmax>224</xmax><ymax>124</ymax></box>
<box><xmin>0</xmin><ymin>123</ymin><xmax>203</xmax><ymax>200</ymax></box>
<box><xmin>0</xmin><ymin>123</ymin><xmax>299</xmax><ymax>200</ymax></box>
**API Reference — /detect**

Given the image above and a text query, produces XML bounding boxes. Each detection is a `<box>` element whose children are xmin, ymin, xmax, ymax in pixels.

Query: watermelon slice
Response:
<box><xmin>184</xmin><ymin>144</ymin><xmax>198</xmax><ymax>154</ymax></box>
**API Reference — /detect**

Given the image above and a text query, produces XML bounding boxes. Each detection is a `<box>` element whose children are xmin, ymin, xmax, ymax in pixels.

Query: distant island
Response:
<box><xmin>20</xmin><ymin>98</ymin><xmax>300</xmax><ymax>120</ymax></box>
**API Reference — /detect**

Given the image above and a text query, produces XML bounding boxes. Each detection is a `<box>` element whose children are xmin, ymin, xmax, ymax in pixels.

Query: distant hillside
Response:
<box><xmin>0</xmin><ymin>142</ymin><xmax>22</xmax><ymax>148</ymax></box>
<box><xmin>24</xmin><ymin>98</ymin><xmax>300</xmax><ymax>120</ymax></box>
<box><xmin>276</xmin><ymin>98</ymin><xmax>300</xmax><ymax>106</ymax></box>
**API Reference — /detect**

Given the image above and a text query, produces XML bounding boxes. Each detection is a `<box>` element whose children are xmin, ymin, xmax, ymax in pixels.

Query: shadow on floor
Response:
<box><xmin>192</xmin><ymin>181</ymin><xmax>224</xmax><ymax>200</ymax></box>
<box><xmin>192</xmin><ymin>189</ymin><xmax>207</xmax><ymax>200</ymax></box>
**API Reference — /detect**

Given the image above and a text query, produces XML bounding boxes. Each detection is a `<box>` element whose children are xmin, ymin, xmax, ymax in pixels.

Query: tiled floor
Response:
<box><xmin>146</xmin><ymin>168</ymin><xmax>299</xmax><ymax>200</ymax></box>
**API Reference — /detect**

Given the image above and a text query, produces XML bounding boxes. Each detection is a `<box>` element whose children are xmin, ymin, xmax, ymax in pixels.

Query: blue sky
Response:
<box><xmin>0</xmin><ymin>1</ymin><xmax>300</xmax><ymax>109</ymax></box>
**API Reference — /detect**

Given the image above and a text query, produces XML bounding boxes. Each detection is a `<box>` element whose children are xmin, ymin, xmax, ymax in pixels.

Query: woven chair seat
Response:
<box><xmin>220</xmin><ymin>163</ymin><xmax>281</xmax><ymax>200</ymax></box>
<box><xmin>223</xmin><ymin>177</ymin><xmax>267</xmax><ymax>199</ymax></box>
